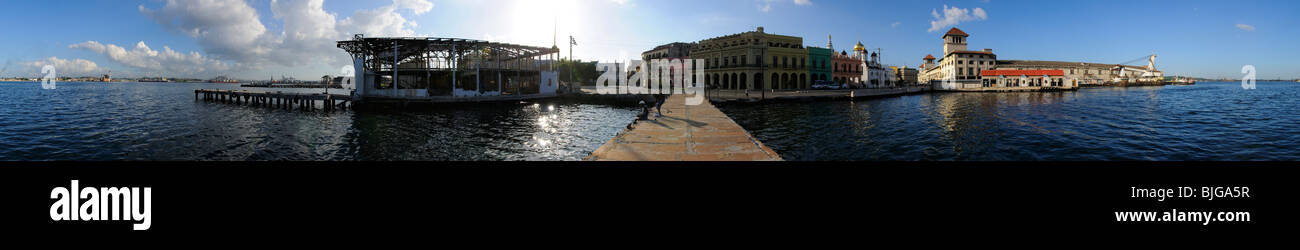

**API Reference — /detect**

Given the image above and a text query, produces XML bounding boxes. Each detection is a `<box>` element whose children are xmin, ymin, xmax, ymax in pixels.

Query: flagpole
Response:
<box><xmin>569</xmin><ymin>36</ymin><xmax>576</xmax><ymax>86</ymax></box>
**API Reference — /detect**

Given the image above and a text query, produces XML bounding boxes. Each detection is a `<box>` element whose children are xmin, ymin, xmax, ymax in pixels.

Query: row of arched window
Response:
<box><xmin>703</xmin><ymin>55</ymin><xmax>814</xmax><ymax>69</ymax></box>
<box><xmin>702</xmin><ymin>72</ymin><xmax>814</xmax><ymax>90</ymax></box>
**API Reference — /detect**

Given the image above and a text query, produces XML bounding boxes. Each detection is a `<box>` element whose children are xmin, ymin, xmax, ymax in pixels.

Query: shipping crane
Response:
<box><xmin>1111</xmin><ymin>54</ymin><xmax>1162</xmax><ymax>83</ymax></box>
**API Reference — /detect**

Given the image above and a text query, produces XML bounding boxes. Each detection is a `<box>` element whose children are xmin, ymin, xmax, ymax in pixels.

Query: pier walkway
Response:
<box><xmin>585</xmin><ymin>94</ymin><xmax>782</xmax><ymax>161</ymax></box>
<box><xmin>195</xmin><ymin>89</ymin><xmax>352</xmax><ymax>111</ymax></box>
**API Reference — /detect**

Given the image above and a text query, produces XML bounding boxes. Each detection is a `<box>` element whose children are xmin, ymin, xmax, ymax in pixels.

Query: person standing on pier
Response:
<box><xmin>653</xmin><ymin>93</ymin><xmax>667</xmax><ymax>117</ymax></box>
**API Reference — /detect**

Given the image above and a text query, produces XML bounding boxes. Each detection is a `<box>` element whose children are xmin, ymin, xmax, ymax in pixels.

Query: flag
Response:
<box><xmin>570</xmin><ymin>36</ymin><xmax>577</xmax><ymax>46</ymax></box>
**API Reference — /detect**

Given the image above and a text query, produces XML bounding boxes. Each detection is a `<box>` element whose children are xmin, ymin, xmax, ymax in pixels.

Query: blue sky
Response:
<box><xmin>1</xmin><ymin>0</ymin><xmax>1295</xmax><ymax>79</ymax></box>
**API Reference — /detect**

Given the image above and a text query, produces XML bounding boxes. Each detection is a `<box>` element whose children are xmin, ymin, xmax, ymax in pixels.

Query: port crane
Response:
<box><xmin>1111</xmin><ymin>54</ymin><xmax>1161</xmax><ymax>83</ymax></box>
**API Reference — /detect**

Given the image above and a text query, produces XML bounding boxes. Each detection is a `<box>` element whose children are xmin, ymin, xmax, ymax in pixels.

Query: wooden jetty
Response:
<box><xmin>356</xmin><ymin>93</ymin><xmax>560</xmax><ymax>104</ymax></box>
<box><xmin>194</xmin><ymin>89</ymin><xmax>352</xmax><ymax>111</ymax></box>
<box><xmin>585</xmin><ymin>94</ymin><xmax>782</xmax><ymax>161</ymax></box>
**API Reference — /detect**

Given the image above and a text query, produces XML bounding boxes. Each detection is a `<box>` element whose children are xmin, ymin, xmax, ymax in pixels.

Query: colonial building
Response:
<box><xmin>920</xmin><ymin>28</ymin><xmax>999</xmax><ymax>90</ymax></box>
<box><xmin>641</xmin><ymin>42</ymin><xmax>696</xmax><ymax>61</ymax></box>
<box><xmin>830</xmin><ymin>43</ymin><xmax>862</xmax><ymax>85</ymax></box>
<box><xmin>892</xmin><ymin>66</ymin><xmax>918</xmax><ymax>85</ymax></box>
<box><xmin>808</xmin><ymin>45</ymin><xmax>832</xmax><ymax>83</ymax></box>
<box><xmin>994</xmin><ymin>60</ymin><xmax>1161</xmax><ymax>86</ymax></box>
<box><xmin>979</xmin><ymin>69</ymin><xmax>1067</xmax><ymax>88</ymax></box>
<box><xmin>920</xmin><ymin>27</ymin><xmax>1158</xmax><ymax>90</ymax></box>
<box><xmin>693</xmin><ymin>27</ymin><xmax>809</xmax><ymax>90</ymax></box>
<box><xmin>640</xmin><ymin>42</ymin><xmax>697</xmax><ymax>90</ymax></box>
<box><xmin>902</xmin><ymin>67</ymin><xmax>919</xmax><ymax>85</ymax></box>
<box><xmin>919</xmin><ymin>54</ymin><xmax>936</xmax><ymax>84</ymax></box>
<box><xmin>854</xmin><ymin>41</ymin><xmax>894</xmax><ymax>88</ymax></box>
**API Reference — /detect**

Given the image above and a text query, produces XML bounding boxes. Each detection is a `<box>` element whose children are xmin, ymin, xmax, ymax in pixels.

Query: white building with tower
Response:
<box><xmin>920</xmin><ymin>27</ymin><xmax>1161</xmax><ymax>90</ymax></box>
<box><xmin>919</xmin><ymin>28</ymin><xmax>998</xmax><ymax>90</ymax></box>
<box><xmin>851</xmin><ymin>41</ymin><xmax>895</xmax><ymax>88</ymax></box>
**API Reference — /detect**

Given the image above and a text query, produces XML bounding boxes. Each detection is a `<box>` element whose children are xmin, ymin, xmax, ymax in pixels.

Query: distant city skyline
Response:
<box><xmin>0</xmin><ymin>0</ymin><xmax>1295</xmax><ymax>80</ymax></box>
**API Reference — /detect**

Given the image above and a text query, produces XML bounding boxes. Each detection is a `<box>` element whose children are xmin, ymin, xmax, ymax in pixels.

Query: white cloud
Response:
<box><xmin>138</xmin><ymin>0</ymin><xmax>270</xmax><ymax>63</ymax></box>
<box><xmin>1236</xmin><ymin>23</ymin><xmax>1255</xmax><ymax>31</ymax></box>
<box><xmin>124</xmin><ymin>0</ymin><xmax>432</xmax><ymax>77</ymax></box>
<box><xmin>891</xmin><ymin>21</ymin><xmax>901</xmax><ymax>28</ymax></box>
<box><xmin>610</xmin><ymin>0</ymin><xmax>629</xmax><ymax>5</ymax></box>
<box><xmin>69</xmin><ymin>41</ymin><xmax>233</xmax><ymax>77</ymax></box>
<box><xmin>337</xmin><ymin>4</ymin><xmax>421</xmax><ymax>38</ymax></box>
<box><xmin>24</xmin><ymin>57</ymin><xmax>101</xmax><ymax>76</ymax></box>
<box><xmin>394</xmin><ymin>0</ymin><xmax>434</xmax><ymax>14</ymax></box>
<box><xmin>928</xmin><ymin>5</ymin><xmax>988</xmax><ymax>32</ymax></box>
<box><xmin>758</xmin><ymin>0</ymin><xmax>811</xmax><ymax>12</ymax></box>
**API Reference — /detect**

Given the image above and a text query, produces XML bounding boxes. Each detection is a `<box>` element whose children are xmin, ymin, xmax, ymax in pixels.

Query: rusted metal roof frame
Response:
<box><xmin>339</xmin><ymin>37</ymin><xmax>558</xmax><ymax>62</ymax></box>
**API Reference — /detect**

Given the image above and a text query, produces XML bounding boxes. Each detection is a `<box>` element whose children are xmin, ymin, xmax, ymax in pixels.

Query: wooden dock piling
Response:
<box><xmin>194</xmin><ymin>89</ymin><xmax>351</xmax><ymax>112</ymax></box>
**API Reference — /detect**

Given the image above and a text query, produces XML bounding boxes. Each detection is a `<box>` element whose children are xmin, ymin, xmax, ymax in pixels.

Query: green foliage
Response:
<box><xmin>555</xmin><ymin>59</ymin><xmax>600</xmax><ymax>85</ymax></box>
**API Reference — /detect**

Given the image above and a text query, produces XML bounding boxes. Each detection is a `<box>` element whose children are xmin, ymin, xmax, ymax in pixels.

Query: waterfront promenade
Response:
<box><xmin>705</xmin><ymin>86</ymin><xmax>927</xmax><ymax>103</ymax></box>
<box><xmin>585</xmin><ymin>94</ymin><xmax>782</xmax><ymax>161</ymax></box>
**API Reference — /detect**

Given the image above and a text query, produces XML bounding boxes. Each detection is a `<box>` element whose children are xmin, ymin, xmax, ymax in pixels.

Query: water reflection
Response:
<box><xmin>720</xmin><ymin>82</ymin><xmax>1300</xmax><ymax>161</ymax></box>
<box><xmin>0</xmin><ymin>82</ymin><xmax>639</xmax><ymax>161</ymax></box>
<box><xmin>352</xmin><ymin>100</ymin><xmax>638</xmax><ymax>161</ymax></box>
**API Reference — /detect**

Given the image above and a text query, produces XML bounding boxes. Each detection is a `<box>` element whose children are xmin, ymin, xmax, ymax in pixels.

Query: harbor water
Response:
<box><xmin>0</xmin><ymin>82</ymin><xmax>638</xmax><ymax>161</ymax></box>
<box><xmin>3</xmin><ymin>81</ymin><xmax>1297</xmax><ymax>161</ymax></box>
<box><xmin>718</xmin><ymin>81</ymin><xmax>1300</xmax><ymax>161</ymax></box>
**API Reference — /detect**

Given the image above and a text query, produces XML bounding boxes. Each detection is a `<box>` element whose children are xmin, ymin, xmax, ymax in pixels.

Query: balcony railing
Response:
<box><xmin>707</xmin><ymin>64</ymin><xmax>815</xmax><ymax>70</ymax></box>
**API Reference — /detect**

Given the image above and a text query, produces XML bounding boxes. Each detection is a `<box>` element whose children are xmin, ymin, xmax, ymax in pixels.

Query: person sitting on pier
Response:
<box><xmin>637</xmin><ymin>100</ymin><xmax>650</xmax><ymax>120</ymax></box>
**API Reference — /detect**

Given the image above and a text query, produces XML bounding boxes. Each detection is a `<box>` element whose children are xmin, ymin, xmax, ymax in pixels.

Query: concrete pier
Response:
<box><xmin>585</xmin><ymin>94</ymin><xmax>782</xmax><ymax>161</ymax></box>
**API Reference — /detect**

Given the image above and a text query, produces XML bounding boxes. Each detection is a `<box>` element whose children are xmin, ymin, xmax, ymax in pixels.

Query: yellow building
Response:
<box><xmin>692</xmin><ymin>27</ymin><xmax>810</xmax><ymax>90</ymax></box>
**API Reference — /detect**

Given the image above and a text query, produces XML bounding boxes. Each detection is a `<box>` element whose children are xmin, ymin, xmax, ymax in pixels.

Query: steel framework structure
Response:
<box><xmin>337</xmin><ymin>34</ymin><xmax>561</xmax><ymax>98</ymax></box>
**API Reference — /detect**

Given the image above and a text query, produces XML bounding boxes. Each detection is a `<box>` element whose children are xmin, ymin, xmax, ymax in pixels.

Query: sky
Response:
<box><xmin>0</xmin><ymin>0</ymin><xmax>1295</xmax><ymax>80</ymax></box>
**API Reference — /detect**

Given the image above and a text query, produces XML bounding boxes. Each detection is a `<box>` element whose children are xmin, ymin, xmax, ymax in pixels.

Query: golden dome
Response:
<box><xmin>853</xmin><ymin>41</ymin><xmax>865</xmax><ymax>52</ymax></box>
